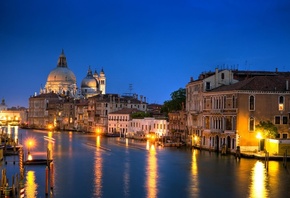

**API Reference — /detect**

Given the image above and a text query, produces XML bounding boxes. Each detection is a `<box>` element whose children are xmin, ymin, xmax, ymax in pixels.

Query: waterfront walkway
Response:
<box><xmin>240</xmin><ymin>151</ymin><xmax>289</xmax><ymax>161</ymax></box>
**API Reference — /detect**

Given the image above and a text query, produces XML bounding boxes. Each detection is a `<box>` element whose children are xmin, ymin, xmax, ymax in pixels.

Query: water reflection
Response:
<box><xmin>25</xmin><ymin>170</ymin><xmax>38</xmax><ymax>198</ymax></box>
<box><xmin>190</xmin><ymin>149</ymin><xmax>199</xmax><ymax>196</ymax></box>
<box><xmin>146</xmin><ymin>142</ymin><xmax>158</xmax><ymax>198</ymax></box>
<box><xmin>123</xmin><ymin>148</ymin><xmax>130</xmax><ymax>197</ymax></box>
<box><xmin>94</xmin><ymin>135</ymin><xmax>103</xmax><ymax>197</ymax></box>
<box><xmin>249</xmin><ymin>161</ymin><xmax>269</xmax><ymax>198</ymax></box>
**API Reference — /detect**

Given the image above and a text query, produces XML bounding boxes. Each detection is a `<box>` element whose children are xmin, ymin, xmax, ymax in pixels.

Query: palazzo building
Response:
<box><xmin>186</xmin><ymin>68</ymin><xmax>290</xmax><ymax>152</ymax></box>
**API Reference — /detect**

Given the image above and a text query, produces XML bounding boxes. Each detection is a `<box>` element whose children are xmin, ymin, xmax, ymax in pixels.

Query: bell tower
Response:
<box><xmin>99</xmin><ymin>68</ymin><xmax>106</xmax><ymax>94</ymax></box>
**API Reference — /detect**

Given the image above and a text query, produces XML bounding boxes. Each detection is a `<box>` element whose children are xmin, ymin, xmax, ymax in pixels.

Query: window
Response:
<box><xmin>282</xmin><ymin>134</ymin><xmax>288</xmax><ymax>139</ymax></box>
<box><xmin>225</xmin><ymin>117</ymin><xmax>232</xmax><ymax>130</ymax></box>
<box><xmin>249</xmin><ymin>117</ymin><xmax>254</xmax><ymax>131</ymax></box>
<box><xmin>279</xmin><ymin>96</ymin><xmax>284</xmax><ymax>103</ymax></box>
<box><xmin>275</xmin><ymin>116</ymin><xmax>280</xmax><ymax>124</ymax></box>
<box><xmin>206</xmin><ymin>82</ymin><xmax>210</xmax><ymax>90</ymax></box>
<box><xmin>205</xmin><ymin>116</ymin><xmax>210</xmax><ymax>129</ymax></box>
<box><xmin>279</xmin><ymin>96</ymin><xmax>284</xmax><ymax>111</ymax></box>
<box><xmin>282</xmin><ymin>116</ymin><xmax>288</xmax><ymax>124</ymax></box>
<box><xmin>249</xmin><ymin>95</ymin><xmax>255</xmax><ymax>111</ymax></box>
<box><xmin>223</xmin><ymin>96</ymin><xmax>226</xmax><ymax>109</ymax></box>
<box><xmin>221</xmin><ymin>73</ymin><xmax>225</xmax><ymax>80</ymax></box>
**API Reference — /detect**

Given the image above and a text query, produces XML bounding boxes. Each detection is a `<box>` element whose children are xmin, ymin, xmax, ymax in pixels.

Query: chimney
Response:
<box><xmin>286</xmin><ymin>80</ymin><xmax>289</xmax><ymax>91</ymax></box>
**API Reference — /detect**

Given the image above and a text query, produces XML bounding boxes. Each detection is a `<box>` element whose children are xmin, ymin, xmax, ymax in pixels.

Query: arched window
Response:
<box><xmin>249</xmin><ymin>95</ymin><xmax>255</xmax><ymax>111</ymax></box>
<box><xmin>279</xmin><ymin>96</ymin><xmax>284</xmax><ymax>104</ymax></box>
<box><xmin>249</xmin><ymin>117</ymin><xmax>255</xmax><ymax>131</ymax></box>
<box><xmin>279</xmin><ymin>96</ymin><xmax>284</xmax><ymax>111</ymax></box>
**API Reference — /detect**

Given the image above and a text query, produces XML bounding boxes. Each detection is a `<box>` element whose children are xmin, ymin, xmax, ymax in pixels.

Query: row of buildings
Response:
<box><xmin>26</xmin><ymin>50</ymin><xmax>169</xmax><ymax>138</ymax></box>
<box><xmin>4</xmin><ymin>50</ymin><xmax>290</xmax><ymax>154</ymax></box>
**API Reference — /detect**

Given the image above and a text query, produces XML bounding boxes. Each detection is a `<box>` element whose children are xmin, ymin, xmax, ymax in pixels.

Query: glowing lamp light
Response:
<box><xmin>48</xmin><ymin>124</ymin><xmax>53</xmax><ymax>130</ymax></box>
<box><xmin>256</xmin><ymin>132</ymin><xmax>262</xmax><ymax>140</ymax></box>
<box><xmin>27</xmin><ymin>154</ymin><xmax>33</xmax><ymax>161</ymax></box>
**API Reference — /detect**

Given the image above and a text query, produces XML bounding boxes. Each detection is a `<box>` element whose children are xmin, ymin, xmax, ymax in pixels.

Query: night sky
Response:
<box><xmin>1</xmin><ymin>0</ymin><xmax>290</xmax><ymax>108</ymax></box>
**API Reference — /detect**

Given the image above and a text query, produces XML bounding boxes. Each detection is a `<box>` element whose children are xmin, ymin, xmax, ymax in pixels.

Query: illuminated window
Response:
<box><xmin>279</xmin><ymin>96</ymin><xmax>284</xmax><ymax>111</ymax></box>
<box><xmin>249</xmin><ymin>95</ymin><xmax>255</xmax><ymax>111</ymax></box>
<box><xmin>249</xmin><ymin>117</ymin><xmax>254</xmax><ymax>131</ymax></box>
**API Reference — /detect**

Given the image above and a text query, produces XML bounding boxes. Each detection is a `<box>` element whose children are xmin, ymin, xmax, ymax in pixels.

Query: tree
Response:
<box><xmin>131</xmin><ymin>112</ymin><xmax>151</xmax><ymax>119</ymax></box>
<box><xmin>255</xmin><ymin>120</ymin><xmax>278</xmax><ymax>139</ymax></box>
<box><xmin>161</xmin><ymin>88</ymin><xmax>186</xmax><ymax>115</ymax></box>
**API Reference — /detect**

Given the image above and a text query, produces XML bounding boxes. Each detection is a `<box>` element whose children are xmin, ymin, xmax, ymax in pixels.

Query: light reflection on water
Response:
<box><xmin>25</xmin><ymin>170</ymin><xmax>38</xmax><ymax>198</ymax></box>
<box><xmin>146</xmin><ymin>142</ymin><xmax>158</xmax><ymax>198</ymax></box>
<box><xmin>249</xmin><ymin>161</ymin><xmax>269</xmax><ymax>198</ymax></box>
<box><xmin>190</xmin><ymin>149</ymin><xmax>199</xmax><ymax>196</ymax></box>
<box><xmin>3</xmin><ymin>129</ymin><xmax>289</xmax><ymax>198</ymax></box>
<box><xmin>94</xmin><ymin>135</ymin><xmax>103</xmax><ymax>197</ymax></box>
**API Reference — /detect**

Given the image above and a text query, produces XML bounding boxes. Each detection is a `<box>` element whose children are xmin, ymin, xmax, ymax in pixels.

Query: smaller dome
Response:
<box><xmin>81</xmin><ymin>67</ymin><xmax>98</xmax><ymax>89</ymax></box>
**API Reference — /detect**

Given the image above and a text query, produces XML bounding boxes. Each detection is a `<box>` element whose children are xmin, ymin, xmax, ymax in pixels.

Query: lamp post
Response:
<box><xmin>256</xmin><ymin>132</ymin><xmax>262</xmax><ymax>152</ymax></box>
<box><xmin>27</xmin><ymin>139</ymin><xmax>34</xmax><ymax>161</ymax></box>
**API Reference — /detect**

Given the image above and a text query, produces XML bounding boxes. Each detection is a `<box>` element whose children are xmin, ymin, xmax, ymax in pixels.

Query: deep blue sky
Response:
<box><xmin>1</xmin><ymin>0</ymin><xmax>290</xmax><ymax>108</ymax></box>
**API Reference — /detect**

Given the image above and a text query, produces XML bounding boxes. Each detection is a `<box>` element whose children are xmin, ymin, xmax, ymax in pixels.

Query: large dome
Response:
<box><xmin>47</xmin><ymin>67</ymin><xmax>76</xmax><ymax>83</ymax></box>
<box><xmin>45</xmin><ymin>50</ymin><xmax>77</xmax><ymax>96</ymax></box>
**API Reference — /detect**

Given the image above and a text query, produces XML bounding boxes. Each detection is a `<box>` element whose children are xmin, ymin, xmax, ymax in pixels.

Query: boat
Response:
<box><xmin>105</xmin><ymin>133</ymin><xmax>120</xmax><ymax>137</ymax></box>
<box><xmin>24</xmin><ymin>159</ymin><xmax>52</xmax><ymax>165</ymax></box>
<box><xmin>44</xmin><ymin>136</ymin><xmax>55</xmax><ymax>142</ymax></box>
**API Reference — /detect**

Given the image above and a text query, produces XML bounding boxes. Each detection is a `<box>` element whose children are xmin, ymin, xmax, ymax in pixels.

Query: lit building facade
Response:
<box><xmin>187</xmin><ymin>69</ymin><xmax>290</xmax><ymax>152</ymax></box>
<box><xmin>86</xmin><ymin>94</ymin><xmax>147</xmax><ymax>133</ymax></box>
<box><xmin>108</xmin><ymin>108</ymin><xmax>140</xmax><ymax>135</ymax></box>
<box><xmin>128</xmin><ymin>117</ymin><xmax>169</xmax><ymax>137</ymax></box>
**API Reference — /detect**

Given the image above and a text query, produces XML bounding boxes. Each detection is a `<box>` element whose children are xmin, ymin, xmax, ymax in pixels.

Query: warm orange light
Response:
<box><xmin>27</xmin><ymin>139</ymin><xmax>35</xmax><ymax>148</ymax></box>
<box><xmin>29</xmin><ymin>140</ymin><xmax>33</xmax><ymax>147</ymax></box>
<box><xmin>47</xmin><ymin>124</ymin><xmax>53</xmax><ymax>130</ymax></box>
<box><xmin>27</xmin><ymin>154</ymin><xmax>33</xmax><ymax>161</ymax></box>
<box><xmin>256</xmin><ymin>132</ymin><xmax>262</xmax><ymax>139</ymax></box>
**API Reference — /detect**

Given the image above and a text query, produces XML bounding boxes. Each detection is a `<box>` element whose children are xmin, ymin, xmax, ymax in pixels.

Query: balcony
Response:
<box><xmin>210</xmin><ymin>109</ymin><xmax>223</xmax><ymax>114</ymax></box>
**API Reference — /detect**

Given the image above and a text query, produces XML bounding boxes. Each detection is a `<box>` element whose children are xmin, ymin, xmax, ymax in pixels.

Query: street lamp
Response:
<box><xmin>27</xmin><ymin>139</ymin><xmax>34</xmax><ymax>161</ymax></box>
<box><xmin>256</xmin><ymin>132</ymin><xmax>262</xmax><ymax>152</ymax></box>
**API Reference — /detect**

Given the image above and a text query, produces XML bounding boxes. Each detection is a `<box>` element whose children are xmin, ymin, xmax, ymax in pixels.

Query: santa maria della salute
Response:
<box><xmin>27</xmin><ymin>50</ymin><xmax>151</xmax><ymax>133</ymax></box>
<box><xmin>41</xmin><ymin>49</ymin><xmax>106</xmax><ymax>98</ymax></box>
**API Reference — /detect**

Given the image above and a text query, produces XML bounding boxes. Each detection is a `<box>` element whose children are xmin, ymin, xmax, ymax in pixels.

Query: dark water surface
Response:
<box><xmin>2</xmin><ymin>129</ymin><xmax>290</xmax><ymax>198</ymax></box>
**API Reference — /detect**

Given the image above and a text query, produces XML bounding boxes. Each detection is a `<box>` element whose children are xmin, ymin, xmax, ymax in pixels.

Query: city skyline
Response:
<box><xmin>1</xmin><ymin>0</ymin><xmax>290</xmax><ymax>107</ymax></box>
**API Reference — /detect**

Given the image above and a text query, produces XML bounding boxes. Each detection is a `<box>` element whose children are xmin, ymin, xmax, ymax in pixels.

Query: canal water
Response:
<box><xmin>1</xmin><ymin>129</ymin><xmax>290</xmax><ymax>198</ymax></box>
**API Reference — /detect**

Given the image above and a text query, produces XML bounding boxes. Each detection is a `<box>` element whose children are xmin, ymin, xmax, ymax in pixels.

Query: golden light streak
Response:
<box><xmin>25</xmin><ymin>170</ymin><xmax>38</xmax><ymax>198</ymax></box>
<box><xmin>94</xmin><ymin>137</ymin><xmax>103</xmax><ymax>197</ymax></box>
<box><xmin>190</xmin><ymin>149</ymin><xmax>199</xmax><ymax>195</ymax></box>
<box><xmin>249</xmin><ymin>161</ymin><xmax>269</xmax><ymax>198</ymax></box>
<box><xmin>146</xmin><ymin>144</ymin><xmax>158</xmax><ymax>198</ymax></box>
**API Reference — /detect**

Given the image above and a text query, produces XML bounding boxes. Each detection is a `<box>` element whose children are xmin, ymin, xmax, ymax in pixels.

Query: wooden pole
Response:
<box><xmin>45</xmin><ymin>166</ymin><xmax>48</xmax><ymax>196</ymax></box>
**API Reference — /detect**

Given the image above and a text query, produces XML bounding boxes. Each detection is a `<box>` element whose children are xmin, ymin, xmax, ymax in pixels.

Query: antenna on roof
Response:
<box><xmin>129</xmin><ymin>83</ymin><xmax>133</xmax><ymax>94</ymax></box>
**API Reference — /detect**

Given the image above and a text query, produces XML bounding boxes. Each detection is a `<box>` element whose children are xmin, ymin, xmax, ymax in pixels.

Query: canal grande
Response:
<box><xmin>1</xmin><ymin>128</ymin><xmax>290</xmax><ymax>198</ymax></box>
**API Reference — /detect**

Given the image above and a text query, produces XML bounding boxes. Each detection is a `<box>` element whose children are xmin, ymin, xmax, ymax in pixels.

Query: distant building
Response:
<box><xmin>86</xmin><ymin>94</ymin><xmax>147</xmax><ymax>133</ymax></box>
<box><xmin>108</xmin><ymin>108</ymin><xmax>141</xmax><ymax>135</ymax></box>
<box><xmin>0</xmin><ymin>99</ymin><xmax>7</xmax><ymax>110</ymax></box>
<box><xmin>128</xmin><ymin>117</ymin><xmax>169</xmax><ymax>138</ymax></box>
